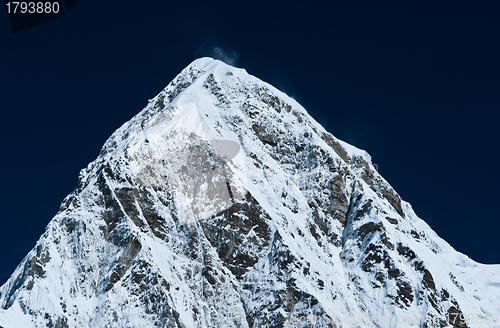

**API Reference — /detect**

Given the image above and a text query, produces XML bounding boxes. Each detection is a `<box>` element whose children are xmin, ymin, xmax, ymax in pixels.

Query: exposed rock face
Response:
<box><xmin>1</xmin><ymin>58</ymin><xmax>499</xmax><ymax>327</ymax></box>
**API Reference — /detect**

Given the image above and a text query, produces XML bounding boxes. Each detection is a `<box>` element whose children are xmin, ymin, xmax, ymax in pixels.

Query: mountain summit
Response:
<box><xmin>1</xmin><ymin>58</ymin><xmax>499</xmax><ymax>327</ymax></box>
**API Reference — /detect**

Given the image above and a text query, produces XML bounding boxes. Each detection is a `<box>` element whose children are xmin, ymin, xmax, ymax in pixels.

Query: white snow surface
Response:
<box><xmin>0</xmin><ymin>58</ymin><xmax>499</xmax><ymax>328</ymax></box>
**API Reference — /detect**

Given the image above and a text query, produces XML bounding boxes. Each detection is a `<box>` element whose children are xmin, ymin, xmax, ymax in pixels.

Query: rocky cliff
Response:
<box><xmin>1</xmin><ymin>58</ymin><xmax>499</xmax><ymax>328</ymax></box>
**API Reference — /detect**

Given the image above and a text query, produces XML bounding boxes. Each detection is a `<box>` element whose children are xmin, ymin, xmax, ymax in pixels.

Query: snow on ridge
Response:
<box><xmin>1</xmin><ymin>58</ymin><xmax>499</xmax><ymax>327</ymax></box>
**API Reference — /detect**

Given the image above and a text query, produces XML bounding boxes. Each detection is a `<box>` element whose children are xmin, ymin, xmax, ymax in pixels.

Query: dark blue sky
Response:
<box><xmin>1</xmin><ymin>0</ymin><xmax>499</xmax><ymax>285</ymax></box>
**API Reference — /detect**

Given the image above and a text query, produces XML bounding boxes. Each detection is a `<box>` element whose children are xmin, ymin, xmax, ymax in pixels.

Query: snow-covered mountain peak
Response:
<box><xmin>1</xmin><ymin>58</ymin><xmax>499</xmax><ymax>328</ymax></box>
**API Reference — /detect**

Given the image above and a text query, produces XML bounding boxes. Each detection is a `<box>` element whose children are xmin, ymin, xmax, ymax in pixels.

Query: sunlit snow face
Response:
<box><xmin>132</xmin><ymin>102</ymin><xmax>248</xmax><ymax>224</ymax></box>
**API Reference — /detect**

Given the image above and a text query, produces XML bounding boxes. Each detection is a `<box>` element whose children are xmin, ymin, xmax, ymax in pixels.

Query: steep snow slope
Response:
<box><xmin>1</xmin><ymin>58</ymin><xmax>499</xmax><ymax>328</ymax></box>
